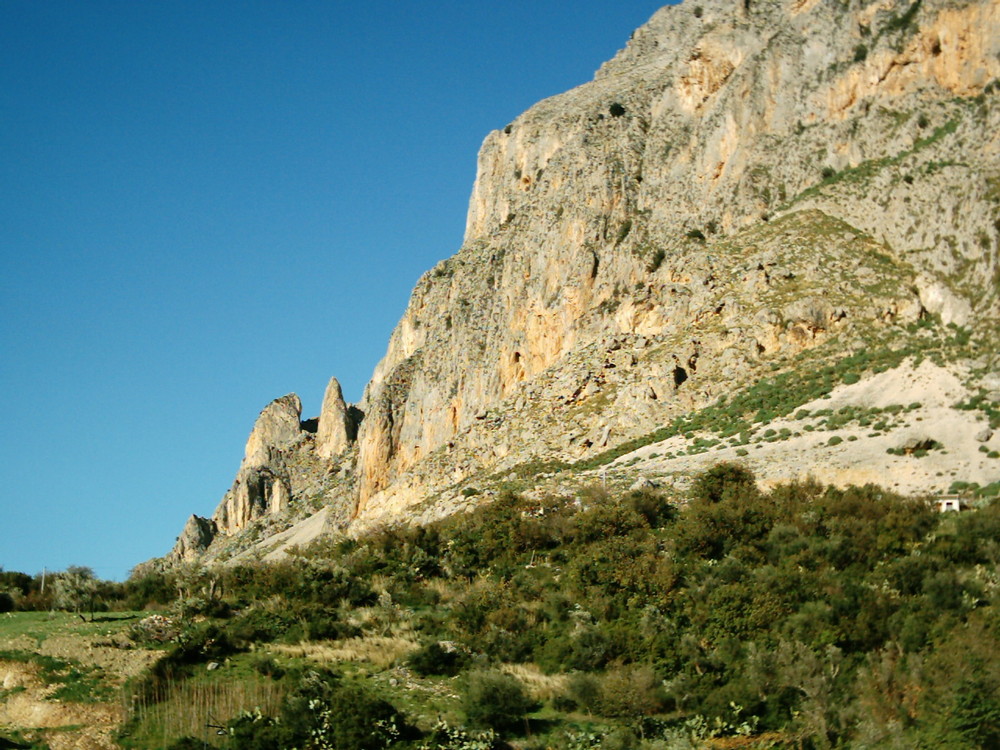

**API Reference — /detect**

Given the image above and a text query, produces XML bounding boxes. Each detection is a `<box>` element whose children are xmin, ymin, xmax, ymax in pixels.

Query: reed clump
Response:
<box><xmin>122</xmin><ymin>675</ymin><xmax>285</xmax><ymax>748</ymax></box>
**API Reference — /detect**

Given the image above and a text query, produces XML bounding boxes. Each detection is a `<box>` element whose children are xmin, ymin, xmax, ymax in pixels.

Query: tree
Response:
<box><xmin>53</xmin><ymin>566</ymin><xmax>98</xmax><ymax>621</ymax></box>
<box><xmin>690</xmin><ymin>462</ymin><xmax>758</xmax><ymax>505</ymax></box>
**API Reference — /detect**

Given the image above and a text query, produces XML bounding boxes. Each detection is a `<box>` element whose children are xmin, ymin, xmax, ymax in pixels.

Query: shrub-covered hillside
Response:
<box><xmin>100</xmin><ymin>466</ymin><xmax>1000</xmax><ymax>749</ymax></box>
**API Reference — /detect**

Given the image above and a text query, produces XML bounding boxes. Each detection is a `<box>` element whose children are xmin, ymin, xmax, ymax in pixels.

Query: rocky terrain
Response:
<box><xmin>0</xmin><ymin>614</ymin><xmax>163</xmax><ymax>750</ymax></box>
<box><xmin>164</xmin><ymin>0</ymin><xmax>1000</xmax><ymax>566</ymax></box>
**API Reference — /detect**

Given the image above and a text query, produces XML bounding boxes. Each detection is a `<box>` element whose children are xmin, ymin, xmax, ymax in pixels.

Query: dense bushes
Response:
<box><xmin>112</xmin><ymin>464</ymin><xmax>1000</xmax><ymax>748</ymax></box>
<box><xmin>225</xmin><ymin>670</ymin><xmax>415</xmax><ymax>750</ymax></box>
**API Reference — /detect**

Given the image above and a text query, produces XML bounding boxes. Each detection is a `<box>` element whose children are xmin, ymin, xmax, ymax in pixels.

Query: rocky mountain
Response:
<box><xmin>166</xmin><ymin>0</ymin><xmax>1000</xmax><ymax>566</ymax></box>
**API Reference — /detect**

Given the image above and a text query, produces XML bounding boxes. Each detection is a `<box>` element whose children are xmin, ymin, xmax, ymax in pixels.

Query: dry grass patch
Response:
<box><xmin>499</xmin><ymin>663</ymin><xmax>569</xmax><ymax>702</ymax></box>
<box><xmin>423</xmin><ymin>578</ymin><xmax>458</xmax><ymax>603</ymax></box>
<box><xmin>273</xmin><ymin>636</ymin><xmax>419</xmax><ymax>669</ymax></box>
<box><xmin>344</xmin><ymin>605</ymin><xmax>419</xmax><ymax>637</ymax></box>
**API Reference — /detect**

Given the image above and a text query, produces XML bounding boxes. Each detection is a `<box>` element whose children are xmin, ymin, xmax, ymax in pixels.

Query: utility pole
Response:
<box><xmin>41</xmin><ymin>567</ymin><xmax>46</xmax><ymax>594</ymax></box>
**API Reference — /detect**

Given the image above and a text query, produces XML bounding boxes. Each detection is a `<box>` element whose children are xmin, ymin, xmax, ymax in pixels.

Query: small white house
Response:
<box><xmin>937</xmin><ymin>496</ymin><xmax>964</xmax><ymax>513</ymax></box>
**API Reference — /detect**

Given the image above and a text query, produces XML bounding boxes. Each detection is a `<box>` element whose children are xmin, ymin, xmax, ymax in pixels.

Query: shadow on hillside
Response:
<box><xmin>521</xmin><ymin>717</ymin><xmax>561</xmax><ymax>739</ymax></box>
<box><xmin>90</xmin><ymin>614</ymin><xmax>140</xmax><ymax>623</ymax></box>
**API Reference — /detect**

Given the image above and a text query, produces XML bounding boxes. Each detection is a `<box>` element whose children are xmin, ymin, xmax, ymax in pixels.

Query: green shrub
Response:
<box><xmin>125</xmin><ymin>572</ymin><xmax>175</xmax><ymax>609</ymax></box>
<box><xmin>251</xmin><ymin>655</ymin><xmax>285</xmax><ymax>679</ymax></box>
<box><xmin>171</xmin><ymin>623</ymin><xmax>237</xmax><ymax>666</ymax></box>
<box><xmin>419</xmin><ymin>721</ymin><xmax>497</xmax><ymax>749</ymax></box>
<box><xmin>407</xmin><ymin>641</ymin><xmax>466</xmax><ymax>677</ymax></box>
<box><xmin>627</xmin><ymin>490</ymin><xmax>675</xmax><ymax>529</ymax></box>
<box><xmin>574</xmin><ymin>503</ymin><xmax>647</xmax><ymax>544</ymax></box>
<box><xmin>647</xmin><ymin>248</ymin><xmax>666</xmax><ymax>272</ymax></box>
<box><xmin>565</xmin><ymin>628</ymin><xmax>616</xmax><ymax>672</ymax></box>
<box><xmin>598</xmin><ymin>665</ymin><xmax>664</xmax><ymax>719</ymax></box>
<box><xmin>564</xmin><ymin>672</ymin><xmax>602</xmax><ymax>713</ymax></box>
<box><xmin>461</xmin><ymin>670</ymin><xmax>538</xmax><ymax>734</ymax></box>
<box><xmin>690</xmin><ymin>463</ymin><xmax>758</xmax><ymax>505</ymax></box>
<box><xmin>226</xmin><ymin>671</ymin><xmax>413</xmax><ymax>750</ymax></box>
<box><xmin>225</xmin><ymin>606</ymin><xmax>293</xmax><ymax>645</ymax></box>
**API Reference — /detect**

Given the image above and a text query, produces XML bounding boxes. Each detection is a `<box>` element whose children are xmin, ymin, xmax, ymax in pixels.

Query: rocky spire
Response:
<box><xmin>242</xmin><ymin>393</ymin><xmax>303</xmax><ymax>468</ymax></box>
<box><xmin>212</xmin><ymin>393</ymin><xmax>305</xmax><ymax>534</ymax></box>
<box><xmin>316</xmin><ymin>377</ymin><xmax>355</xmax><ymax>459</ymax></box>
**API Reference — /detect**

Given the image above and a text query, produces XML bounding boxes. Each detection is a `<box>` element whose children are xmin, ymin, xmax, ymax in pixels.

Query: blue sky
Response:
<box><xmin>1</xmin><ymin>1</ymin><xmax>670</xmax><ymax>581</ymax></box>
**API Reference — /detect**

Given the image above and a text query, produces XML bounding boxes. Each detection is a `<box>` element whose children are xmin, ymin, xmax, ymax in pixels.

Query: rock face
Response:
<box><xmin>212</xmin><ymin>394</ymin><xmax>306</xmax><ymax>533</ymax></box>
<box><xmin>242</xmin><ymin>394</ymin><xmax>304</xmax><ymax>469</ymax></box>
<box><xmin>350</xmin><ymin>0</ymin><xmax>1000</xmax><ymax>521</ymax></box>
<box><xmin>166</xmin><ymin>0</ymin><xmax>1000</xmax><ymax>564</ymax></box>
<box><xmin>171</xmin><ymin>515</ymin><xmax>217</xmax><ymax>562</ymax></box>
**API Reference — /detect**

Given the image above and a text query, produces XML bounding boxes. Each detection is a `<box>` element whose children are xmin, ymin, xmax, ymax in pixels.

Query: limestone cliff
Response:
<box><xmin>351</xmin><ymin>0</ymin><xmax>999</xmax><ymax>522</ymax></box>
<box><xmin>168</xmin><ymin>0</ymin><xmax>1000</xmax><ymax>563</ymax></box>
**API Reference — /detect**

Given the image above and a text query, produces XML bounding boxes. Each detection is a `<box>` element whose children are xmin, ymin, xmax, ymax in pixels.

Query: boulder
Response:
<box><xmin>916</xmin><ymin>274</ymin><xmax>972</xmax><ymax>328</ymax></box>
<box><xmin>630</xmin><ymin>477</ymin><xmax>660</xmax><ymax>491</ymax></box>
<box><xmin>900</xmin><ymin>437</ymin><xmax>941</xmax><ymax>455</ymax></box>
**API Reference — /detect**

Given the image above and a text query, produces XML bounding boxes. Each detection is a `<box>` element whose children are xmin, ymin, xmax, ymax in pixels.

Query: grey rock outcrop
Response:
<box><xmin>213</xmin><ymin>466</ymin><xmax>292</xmax><ymax>533</ymax></box>
<box><xmin>916</xmin><ymin>274</ymin><xmax>974</xmax><ymax>327</ymax></box>
<box><xmin>350</xmin><ymin>0</ymin><xmax>1000</xmax><ymax>522</ymax></box>
<box><xmin>171</xmin><ymin>515</ymin><xmax>217</xmax><ymax>562</ymax></box>
<box><xmin>168</xmin><ymin>390</ymin><xmax>357</xmax><ymax>561</ymax></box>
<box><xmin>211</xmin><ymin>394</ymin><xmax>307</xmax><ymax>533</ymax></box>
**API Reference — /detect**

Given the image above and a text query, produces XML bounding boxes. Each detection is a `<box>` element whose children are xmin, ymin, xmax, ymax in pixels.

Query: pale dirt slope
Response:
<box><xmin>608</xmin><ymin>359</ymin><xmax>999</xmax><ymax>497</ymax></box>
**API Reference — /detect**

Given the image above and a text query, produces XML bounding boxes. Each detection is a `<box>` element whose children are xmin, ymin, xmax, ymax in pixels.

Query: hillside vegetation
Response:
<box><xmin>7</xmin><ymin>466</ymin><xmax>997</xmax><ymax>749</ymax></box>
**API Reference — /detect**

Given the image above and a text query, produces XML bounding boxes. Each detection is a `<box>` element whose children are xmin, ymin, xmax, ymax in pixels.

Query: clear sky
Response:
<box><xmin>1</xmin><ymin>1</ymin><xmax>671</xmax><ymax>581</ymax></box>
